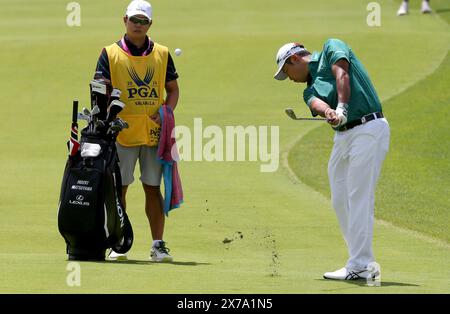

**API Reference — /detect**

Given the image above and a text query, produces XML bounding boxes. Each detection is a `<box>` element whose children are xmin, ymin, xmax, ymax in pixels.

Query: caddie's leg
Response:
<box><xmin>143</xmin><ymin>184</ymin><xmax>165</xmax><ymax>240</ymax></box>
<box><xmin>116</xmin><ymin>143</ymin><xmax>140</xmax><ymax>210</ymax></box>
<box><xmin>328</xmin><ymin>133</ymin><xmax>350</xmax><ymax>245</ymax></box>
<box><xmin>139</xmin><ymin>146</ymin><xmax>164</xmax><ymax>240</ymax></box>
<box><xmin>346</xmin><ymin>119</ymin><xmax>389</xmax><ymax>270</ymax></box>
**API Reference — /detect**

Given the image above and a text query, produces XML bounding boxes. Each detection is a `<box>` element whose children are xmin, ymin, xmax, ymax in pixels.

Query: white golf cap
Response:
<box><xmin>274</xmin><ymin>42</ymin><xmax>306</xmax><ymax>80</ymax></box>
<box><xmin>126</xmin><ymin>0</ymin><xmax>152</xmax><ymax>20</ymax></box>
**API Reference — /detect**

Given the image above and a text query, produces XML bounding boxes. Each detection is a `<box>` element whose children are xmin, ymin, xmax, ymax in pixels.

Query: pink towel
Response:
<box><xmin>157</xmin><ymin>105</ymin><xmax>183</xmax><ymax>215</ymax></box>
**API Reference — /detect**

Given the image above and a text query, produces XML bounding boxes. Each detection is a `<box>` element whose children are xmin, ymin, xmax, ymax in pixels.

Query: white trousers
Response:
<box><xmin>328</xmin><ymin>118</ymin><xmax>390</xmax><ymax>270</ymax></box>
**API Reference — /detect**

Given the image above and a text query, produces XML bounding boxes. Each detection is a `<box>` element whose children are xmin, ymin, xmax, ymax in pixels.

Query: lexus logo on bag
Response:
<box><xmin>69</xmin><ymin>195</ymin><xmax>90</xmax><ymax>206</ymax></box>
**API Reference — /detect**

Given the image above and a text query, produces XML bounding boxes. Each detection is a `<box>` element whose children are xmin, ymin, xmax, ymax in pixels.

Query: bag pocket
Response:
<box><xmin>58</xmin><ymin>167</ymin><xmax>103</xmax><ymax>236</ymax></box>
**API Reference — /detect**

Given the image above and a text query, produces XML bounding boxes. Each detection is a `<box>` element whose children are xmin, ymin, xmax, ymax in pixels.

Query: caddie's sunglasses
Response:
<box><xmin>128</xmin><ymin>16</ymin><xmax>150</xmax><ymax>25</ymax></box>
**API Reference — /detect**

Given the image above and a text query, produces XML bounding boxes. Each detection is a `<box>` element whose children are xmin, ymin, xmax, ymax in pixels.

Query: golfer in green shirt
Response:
<box><xmin>274</xmin><ymin>39</ymin><xmax>390</xmax><ymax>280</ymax></box>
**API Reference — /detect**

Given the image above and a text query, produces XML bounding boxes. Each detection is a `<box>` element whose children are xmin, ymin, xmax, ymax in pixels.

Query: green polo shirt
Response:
<box><xmin>303</xmin><ymin>38</ymin><xmax>382</xmax><ymax>122</ymax></box>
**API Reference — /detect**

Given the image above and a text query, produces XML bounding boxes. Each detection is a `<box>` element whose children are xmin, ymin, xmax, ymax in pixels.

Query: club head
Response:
<box><xmin>82</xmin><ymin>107</ymin><xmax>91</xmax><ymax>116</ymax></box>
<box><xmin>113</xmin><ymin>118</ymin><xmax>128</xmax><ymax>130</ymax></box>
<box><xmin>96</xmin><ymin>120</ymin><xmax>106</xmax><ymax>127</ymax></box>
<box><xmin>108</xmin><ymin>118</ymin><xmax>129</xmax><ymax>134</ymax></box>
<box><xmin>94</xmin><ymin>120</ymin><xmax>106</xmax><ymax>128</ymax></box>
<box><xmin>285</xmin><ymin>108</ymin><xmax>299</xmax><ymax>120</ymax></box>
<box><xmin>77</xmin><ymin>112</ymin><xmax>90</xmax><ymax>121</ymax></box>
<box><xmin>115</xmin><ymin>119</ymin><xmax>129</xmax><ymax>129</ymax></box>
<box><xmin>91</xmin><ymin>105</ymin><xmax>101</xmax><ymax>116</ymax></box>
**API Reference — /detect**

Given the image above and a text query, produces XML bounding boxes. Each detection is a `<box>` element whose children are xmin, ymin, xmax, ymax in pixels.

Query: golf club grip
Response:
<box><xmin>72</xmin><ymin>100</ymin><xmax>79</xmax><ymax>124</ymax></box>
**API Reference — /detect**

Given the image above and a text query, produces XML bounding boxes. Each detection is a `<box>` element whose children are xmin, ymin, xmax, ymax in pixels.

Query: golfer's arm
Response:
<box><xmin>332</xmin><ymin>59</ymin><xmax>350</xmax><ymax>104</ymax></box>
<box><xmin>165</xmin><ymin>80</ymin><xmax>179</xmax><ymax>111</ymax></box>
<box><xmin>310</xmin><ymin>97</ymin><xmax>333</xmax><ymax>118</ymax></box>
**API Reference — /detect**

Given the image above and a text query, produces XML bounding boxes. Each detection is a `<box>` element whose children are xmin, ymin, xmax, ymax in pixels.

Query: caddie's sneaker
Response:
<box><xmin>150</xmin><ymin>241</ymin><xmax>173</xmax><ymax>262</ymax></box>
<box><xmin>397</xmin><ymin>1</ymin><xmax>409</xmax><ymax>16</ymax></box>
<box><xmin>323</xmin><ymin>267</ymin><xmax>375</xmax><ymax>280</ymax></box>
<box><xmin>107</xmin><ymin>250</ymin><xmax>128</xmax><ymax>261</ymax></box>
<box><xmin>421</xmin><ymin>1</ymin><xmax>432</xmax><ymax>14</ymax></box>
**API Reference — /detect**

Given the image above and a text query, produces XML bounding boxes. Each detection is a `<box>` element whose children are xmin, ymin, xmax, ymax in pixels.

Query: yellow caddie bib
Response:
<box><xmin>105</xmin><ymin>41</ymin><xmax>168</xmax><ymax>147</ymax></box>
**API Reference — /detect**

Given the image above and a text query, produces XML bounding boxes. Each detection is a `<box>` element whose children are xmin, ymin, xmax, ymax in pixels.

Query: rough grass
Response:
<box><xmin>289</xmin><ymin>53</ymin><xmax>450</xmax><ymax>243</ymax></box>
<box><xmin>289</xmin><ymin>0</ymin><xmax>450</xmax><ymax>243</ymax></box>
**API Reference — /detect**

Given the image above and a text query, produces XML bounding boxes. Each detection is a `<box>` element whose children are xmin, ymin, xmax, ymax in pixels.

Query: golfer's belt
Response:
<box><xmin>338</xmin><ymin>112</ymin><xmax>384</xmax><ymax>132</ymax></box>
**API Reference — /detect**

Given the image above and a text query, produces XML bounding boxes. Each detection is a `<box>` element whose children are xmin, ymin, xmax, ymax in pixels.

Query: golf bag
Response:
<box><xmin>58</xmin><ymin>79</ymin><xmax>133</xmax><ymax>261</ymax></box>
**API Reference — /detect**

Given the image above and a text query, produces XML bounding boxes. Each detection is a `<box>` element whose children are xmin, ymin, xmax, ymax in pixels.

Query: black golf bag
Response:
<box><xmin>58</xmin><ymin>78</ymin><xmax>133</xmax><ymax>261</ymax></box>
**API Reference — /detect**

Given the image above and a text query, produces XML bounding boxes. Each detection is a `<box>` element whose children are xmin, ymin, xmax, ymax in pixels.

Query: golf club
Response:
<box><xmin>285</xmin><ymin>108</ymin><xmax>326</xmax><ymax>121</ymax></box>
<box><xmin>82</xmin><ymin>107</ymin><xmax>94</xmax><ymax>134</ymax></box>
<box><xmin>95</xmin><ymin>120</ymin><xmax>106</xmax><ymax>131</ymax></box>
<box><xmin>77</xmin><ymin>112</ymin><xmax>90</xmax><ymax>121</ymax></box>
<box><xmin>108</xmin><ymin>118</ymin><xmax>129</xmax><ymax>135</ymax></box>
<box><xmin>82</xmin><ymin>107</ymin><xmax>91</xmax><ymax>117</ymax></box>
<box><xmin>91</xmin><ymin>105</ymin><xmax>101</xmax><ymax>117</ymax></box>
<box><xmin>91</xmin><ymin>105</ymin><xmax>101</xmax><ymax>134</ymax></box>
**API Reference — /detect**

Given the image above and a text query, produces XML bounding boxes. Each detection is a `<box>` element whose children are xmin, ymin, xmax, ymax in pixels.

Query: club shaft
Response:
<box><xmin>285</xmin><ymin>108</ymin><xmax>326</xmax><ymax>121</ymax></box>
<box><xmin>296</xmin><ymin>117</ymin><xmax>326</xmax><ymax>121</ymax></box>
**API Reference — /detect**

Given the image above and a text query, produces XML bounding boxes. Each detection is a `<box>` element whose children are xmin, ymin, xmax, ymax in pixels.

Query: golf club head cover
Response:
<box><xmin>90</xmin><ymin>78</ymin><xmax>112</xmax><ymax>120</ymax></box>
<box><xmin>107</xmin><ymin>99</ymin><xmax>125</xmax><ymax>122</ymax></box>
<box><xmin>109</xmin><ymin>88</ymin><xmax>122</xmax><ymax>103</ymax></box>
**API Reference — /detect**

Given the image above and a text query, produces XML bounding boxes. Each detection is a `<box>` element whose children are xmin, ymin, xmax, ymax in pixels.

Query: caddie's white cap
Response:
<box><xmin>126</xmin><ymin>0</ymin><xmax>152</xmax><ymax>20</ymax></box>
<box><xmin>274</xmin><ymin>42</ymin><xmax>306</xmax><ymax>80</ymax></box>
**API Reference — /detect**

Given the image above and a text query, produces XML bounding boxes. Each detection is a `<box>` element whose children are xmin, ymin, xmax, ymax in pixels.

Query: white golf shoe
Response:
<box><xmin>421</xmin><ymin>1</ymin><xmax>432</xmax><ymax>14</ymax></box>
<box><xmin>150</xmin><ymin>241</ymin><xmax>173</xmax><ymax>262</ymax></box>
<box><xmin>323</xmin><ymin>267</ymin><xmax>379</xmax><ymax>280</ymax></box>
<box><xmin>397</xmin><ymin>1</ymin><xmax>409</xmax><ymax>16</ymax></box>
<box><xmin>107</xmin><ymin>250</ymin><xmax>128</xmax><ymax>261</ymax></box>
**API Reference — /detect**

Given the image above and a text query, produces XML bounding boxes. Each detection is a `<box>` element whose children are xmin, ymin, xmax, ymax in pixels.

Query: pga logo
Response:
<box><xmin>150</xmin><ymin>129</ymin><xmax>161</xmax><ymax>138</ymax></box>
<box><xmin>127</xmin><ymin>86</ymin><xmax>159</xmax><ymax>99</ymax></box>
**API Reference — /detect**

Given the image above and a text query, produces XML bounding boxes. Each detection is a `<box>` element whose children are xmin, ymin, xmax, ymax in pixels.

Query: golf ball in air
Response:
<box><xmin>175</xmin><ymin>48</ymin><xmax>182</xmax><ymax>56</ymax></box>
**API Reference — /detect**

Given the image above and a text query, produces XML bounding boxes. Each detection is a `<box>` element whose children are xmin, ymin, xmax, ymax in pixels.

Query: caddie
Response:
<box><xmin>274</xmin><ymin>39</ymin><xmax>390</xmax><ymax>280</ymax></box>
<box><xmin>94</xmin><ymin>0</ymin><xmax>179</xmax><ymax>262</ymax></box>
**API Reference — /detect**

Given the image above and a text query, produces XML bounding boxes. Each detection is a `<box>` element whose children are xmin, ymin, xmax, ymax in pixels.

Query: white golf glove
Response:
<box><xmin>334</xmin><ymin>103</ymin><xmax>348</xmax><ymax>128</ymax></box>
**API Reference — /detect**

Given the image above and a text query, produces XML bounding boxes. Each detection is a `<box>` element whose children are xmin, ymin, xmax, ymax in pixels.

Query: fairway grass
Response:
<box><xmin>0</xmin><ymin>0</ymin><xmax>449</xmax><ymax>293</ymax></box>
